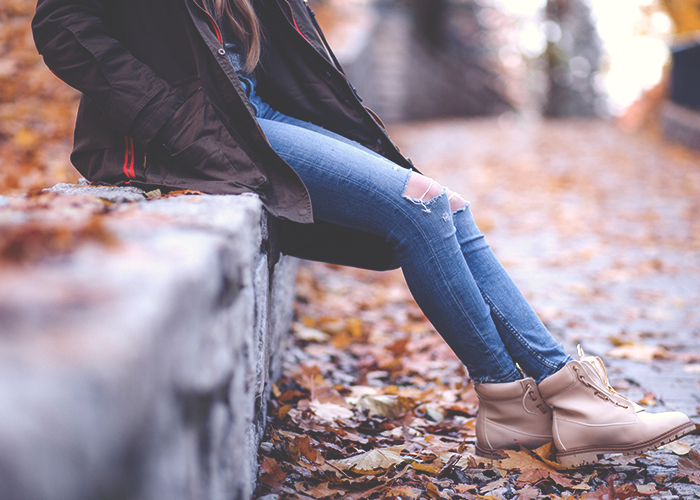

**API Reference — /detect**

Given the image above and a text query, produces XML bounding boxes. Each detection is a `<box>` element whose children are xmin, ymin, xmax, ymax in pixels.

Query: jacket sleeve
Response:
<box><xmin>32</xmin><ymin>0</ymin><xmax>185</xmax><ymax>145</ymax></box>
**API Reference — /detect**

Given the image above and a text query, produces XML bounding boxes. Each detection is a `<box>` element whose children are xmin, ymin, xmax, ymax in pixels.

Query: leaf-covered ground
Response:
<box><xmin>255</xmin><ymin>119</ymin><xmax>700</xmax><ymax>500</ymax></box>
<box><xmin>0</xmin><ymin>0</ymin><xmax>80</xmax><ymax>193</ymax></box>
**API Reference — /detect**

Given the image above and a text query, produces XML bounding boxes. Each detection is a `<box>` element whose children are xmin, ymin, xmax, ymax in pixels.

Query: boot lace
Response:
<box><xmin>525</xmin><ymin>383</ymin><xmax>550</xmax><ymax>414</ymax></box>
<box><xmin>574</xmin><ymin>346</ymin><xmax>629</xmax><ymax>409</ymax></box>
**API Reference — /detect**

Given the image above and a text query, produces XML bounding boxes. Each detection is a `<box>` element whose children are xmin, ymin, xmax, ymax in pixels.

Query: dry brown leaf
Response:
<box><xmin>514</xmin><ymin>485</ymin><xmax>541</xmax><ymax>500</ymax></box>
<box><xmin>678</xmin><ymin>448</ymin><xmax>700</xmax><ymax>472</ymax></box>
<box><xmin>454</xmin><ymin>484</ymin><xmax>478</xmax><ymax>494</ymax></box>
<box><xmin>385</xmin><ymin>337</ymin><xmax>410</xmax><ymax>355</ymax></box>
<box><xmin>385</xmin><ymin>485</ymin><xmax>421</xmax><ymax>499</ymax></box>
<box><xmin>514</xmin><ymin>468</ymin><xmax>551</xmax><ymax>486</ymax></box>
<box><xmin>678</xmin><ymin>448</ymin><xmax>700</xmax><ymax>484</ymax></box>
<box><xmin>585</xmin><ymin>482</ymin><xmax>651</xmax><ymax>499</ymax></box>
<box><xmin>305</xmin><ymin>482</ymin><xmax>345</xmax><ymax>499</ymax></box>
<box><xmin>259</xmin><ymin>456</ymin><xmax>286</xmax><ymax>488</ymax></box>
<box><xmin>295</xmin><ymin>435</ymin><xmax>321</xmax><ymax>463</ymax></box>
<box><xmin>515</xmin><ymin>468</ymin><xmax>588</xmax><ymax>491</ymax></box>
<box><xmin>480</xmin><ymin>477</ymin><xmax>508</xmax><ymax>493</ymax></box>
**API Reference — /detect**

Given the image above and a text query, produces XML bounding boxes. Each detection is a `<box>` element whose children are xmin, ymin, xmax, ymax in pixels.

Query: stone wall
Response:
<box><xmin>0</xmin><ymin>186</ymin><xmax>297</xmax><ymax>500</ymax></box>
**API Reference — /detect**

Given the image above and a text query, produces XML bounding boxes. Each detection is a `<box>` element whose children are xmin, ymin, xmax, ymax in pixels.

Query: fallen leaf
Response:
<box><xmin>659</xmin><ymin>440</ymin><xmax>691</xmax><ymax>455</ymax></box>
<box><xmin>305</xmin><ymin>482</ymin><xmax>345</xmax><ymax>498</ymax></box>
<box><xmin>357</xmin><ymin>394</ymin><xmax>412</xmax><ymax>419</ymax></box>
<box><xmin>259</xmin><ymin>456</ymin><xmax>286</xmax><ymax>488</ymax></box>
<box><xmin>585</xmin><ymin>482</ymin><xmax>650</xmax><ymax>499</ymax></box>
<box><xmin>606</xmin><ymin>343</ymin><xmax>669</xmax><ymax>361</ymax></box>
<box><xmin>515</xmin><ymin>468</ymin><xmax>588</xmax><ymax>491</ymax></box>
<box><xmin>636</xmin><ymin>484</ymin><xmax>659</xmax><ymax>494</ymax></box>
<box><xmin>309</xmin><ymin>400</ymin><xmax>354</xmax><ymax>422</ymax></box>
<box><xmin>530</xmin><ymin>442</ymin><xmax>569</xmax><ymax>471</ymax></box>
<box><xmin>294</xmin><ymin>435</ymin><xmax>321</xmax><ymax>463</ymax></box>
<box><xmin>426</xmin><ymin>482</ymin><xmax>441</xmax><ymax>499</ymax></box>
<box><xmin>424</xmin><ymin>405</ymin><xmax>444</xmax><ymax>423</ymax></box>
<box><xmin>385</xmin><ymin>485</ymin><xmax>421</xmax><ymax>499</ymax></box>
<box><xmin>385</xmin><ymin>337</ymin><xmax>410</xmax><ymax>355</ymax></box>
<box><xmin>497</xmin><ymin>448</ymin><xmax>559</xmax><ymax>472</ymax></box>
<box><xmin>277</xmin><ymin>404</ymin><xmax>292</xmax><ymax>420</ymax></box>
<box><xmin>332</xmin><ymin>445</ymin><xmax>406</xmax><ymax>473</ymax></box>
<box><xmin>514</xmin><ymin>468</ymin><xmax>551</xmax><ymax>486</ymax></box>
<box><xmin>480</xmin><ymin>477</ymin><xmax>508</xmax><ymax>493</ymax></box>
<box><xmin>411</xmin><ymin>461</ymin><xmax>440</xmax><ymax>474</ymax></box>
<box><xmin>296</xmin><ymin>326</ymin><xmax>330</xmax><ymax>342</ymax></box>
<box><xmin>678</xmin><ymin>448</ymin><xmax>700</xmax><ymax>483</ymax></box>
<box><xmin>637</xmin><ymin>392</ymin><xmax>657</xmax><ymax>406</ymax></box>
<box><xmin>454</xmin><ymin>484</ymin><xmax>478</xmax><ymax>494</ymax></box>
<box><xmin>515</xmin><ymin>485</ymin><xmax>541</xmax><ymax>499</ymax></box>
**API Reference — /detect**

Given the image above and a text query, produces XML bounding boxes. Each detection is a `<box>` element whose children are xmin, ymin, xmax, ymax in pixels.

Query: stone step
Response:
<box><xmin>0</xmin><ymin>186</ymin><xmax>297</xmax><ymax>500</ymax></box>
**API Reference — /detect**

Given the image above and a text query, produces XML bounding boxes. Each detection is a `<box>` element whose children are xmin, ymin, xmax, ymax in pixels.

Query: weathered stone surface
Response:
<box><xmin>0</xmin><ymin>188</ymin><xmax>297</xmax><ymax>500</ymax></box>
<box><xmin>46</xmin><ymin>182</ymin><xmax>147</xmax><ymax>202</ymax></box>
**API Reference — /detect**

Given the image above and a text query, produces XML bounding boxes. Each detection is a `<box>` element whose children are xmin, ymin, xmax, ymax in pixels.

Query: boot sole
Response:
<box><xmin>475</xmin><ymin>443</ymin><xmax>509</xmax><ymax>460</ymax></box>
<box><xmin>556</xmin><ymin>420</ymin><xmax>696</xmax><ymax>468</ymax></box>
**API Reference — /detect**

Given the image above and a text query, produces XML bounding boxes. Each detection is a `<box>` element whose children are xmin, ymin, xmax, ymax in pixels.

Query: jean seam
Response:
<box><xmin>479</xmin><ymin>289</ymin><xmax>562</xmax><ymax>372</ymax></box>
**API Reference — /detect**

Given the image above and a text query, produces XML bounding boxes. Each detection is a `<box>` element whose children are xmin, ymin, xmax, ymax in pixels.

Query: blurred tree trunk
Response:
<box><xmin>543</xmin><ymin>0</ymin><xmax>604</xmax><ymax>117</ymax></box>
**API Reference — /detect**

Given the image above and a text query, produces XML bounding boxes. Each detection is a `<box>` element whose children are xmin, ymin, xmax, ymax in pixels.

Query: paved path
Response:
<box><xmin>392</xmin><ymin>118</ymin><xmax>700</xmax><ymax>418</ymax></box>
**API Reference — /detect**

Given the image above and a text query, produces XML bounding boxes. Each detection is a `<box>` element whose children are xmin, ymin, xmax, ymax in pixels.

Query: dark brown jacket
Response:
<box><xmin>33</xmin><ymin>0</ymin><xmax>414</xmax><ymax>269</ymax></box>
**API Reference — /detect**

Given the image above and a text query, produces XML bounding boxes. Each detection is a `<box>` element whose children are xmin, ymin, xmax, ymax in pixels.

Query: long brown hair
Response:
<box><xmin>205</xmin><ymin>0</ymin><xmax>262</xmax><ymax>73</ymax></box>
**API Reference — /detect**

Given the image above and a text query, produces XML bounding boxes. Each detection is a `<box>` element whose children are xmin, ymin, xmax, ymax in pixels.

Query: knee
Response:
<box><xmin>446</xmin><ymin>189</ymin><xmax>468</xmax><ymax>212</ymax></box>
<box><xmin>403</xmin><ymin>172</ymin><xmax>444</xmax><ymax>202</ymax></box>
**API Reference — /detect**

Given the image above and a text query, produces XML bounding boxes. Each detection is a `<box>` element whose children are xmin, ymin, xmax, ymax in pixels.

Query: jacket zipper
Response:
<box><xmin>192</xmin><ymin>0</ymin><xmax>223</xmax><ymax>44</ymax></box>
<box><xmin>282</xmin><ymin>0</ymin><xmax>408</xmax><ymax>162</ymax></box>
<box><xmin>282</xmin><ymin>0</ymin><xmax>359</xmax><ymax>101</ymax></box>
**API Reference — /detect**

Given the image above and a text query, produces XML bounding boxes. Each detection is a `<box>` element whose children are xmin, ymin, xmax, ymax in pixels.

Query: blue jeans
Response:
<box><xmin>247</xmin><ymin>81</ymin><xmax>572</xmax><ymax>383</ymax></box>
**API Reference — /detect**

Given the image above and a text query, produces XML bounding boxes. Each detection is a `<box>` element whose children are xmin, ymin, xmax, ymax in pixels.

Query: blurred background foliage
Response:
<box><xmin>0</xmin><ymin>0</ymin><xmax>697</xmax><ymax>192</ymax></box>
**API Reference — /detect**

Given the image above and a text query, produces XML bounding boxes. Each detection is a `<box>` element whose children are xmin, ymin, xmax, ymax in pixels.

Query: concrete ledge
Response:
<box><xmin>0</xmin><ymin>186</ymin><xmax>297</xmax><ymax>500</ymax></box>
<box><xmin>660</xmin><ymin>100</ymin><xmax>700</xmax><ymax>151</ymax></box>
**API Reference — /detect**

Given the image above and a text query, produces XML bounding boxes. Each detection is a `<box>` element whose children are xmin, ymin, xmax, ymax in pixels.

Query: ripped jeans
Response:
<box><xmin>249</xmin><ymin>86</ymin><xmax>572</xmax><ymax>384</ymax></box>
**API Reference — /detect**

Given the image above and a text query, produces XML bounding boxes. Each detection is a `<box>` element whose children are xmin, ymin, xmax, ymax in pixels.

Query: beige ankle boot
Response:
<box><xmin>538</xmin><ymin>350</ymin><xmax>695</xmax><ymax>467</ymax></box>
<box><xmin>475</xmin><ymin>378</ymin><xmax>553</xmax><ymax>458</ymax></box>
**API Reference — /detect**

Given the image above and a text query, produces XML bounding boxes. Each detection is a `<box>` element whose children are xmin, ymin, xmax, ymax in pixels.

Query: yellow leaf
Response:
<box><xmin>357</xmin><ymin>394</ymin><xmax>412</xmax><ymax>419</ymax></box>
<box><xmin>411</xmin><ymin>462</ymin><xmax>440</xmax><ymax>474</ymax></box>
<box><xmin>496</xmin><ymin>448</ymin><xmax>559</xmax><ymax>473</ymax></box>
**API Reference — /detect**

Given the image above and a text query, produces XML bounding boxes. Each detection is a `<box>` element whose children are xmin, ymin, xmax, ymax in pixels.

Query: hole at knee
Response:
<box><xmin>403</xmin><ymin>172</ymin><xmax>443</xmax><ymax>202</ymax></box>
<box><xmin>447</xmin><ymin>190</ymin><xmax>469</xmax><ymax>213</ymax></box>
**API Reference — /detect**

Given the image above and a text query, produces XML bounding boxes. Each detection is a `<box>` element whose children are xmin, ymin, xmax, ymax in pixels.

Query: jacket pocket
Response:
<box><xmin>169</xmin><ymin>136</ymin><xmax>240</xmax><ymax>183</ymax></box>
<box><xmin>159</xmin><ymin>88</ymin><xmax>266</xmax><ymax>188</ymax></box>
